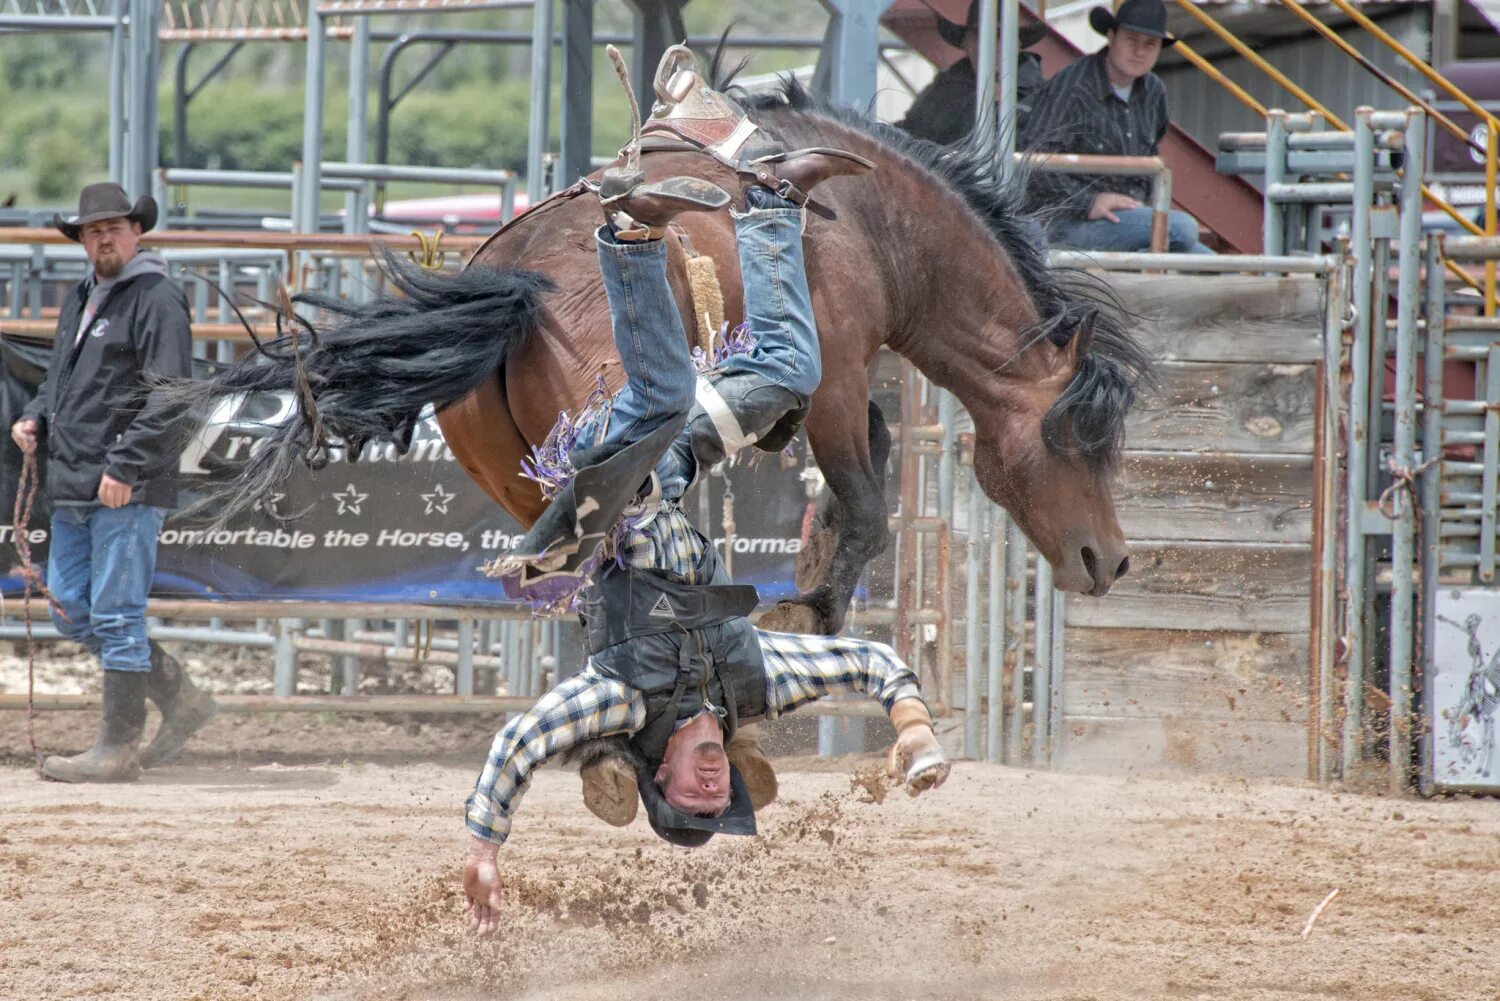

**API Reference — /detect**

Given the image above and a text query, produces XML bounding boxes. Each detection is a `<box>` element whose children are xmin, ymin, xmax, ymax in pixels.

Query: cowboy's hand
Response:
<box><xmin>886</xmin><ymin>697</ymin><xmax>952</xmax><ymax>798</ymax></box>
<box><xmin>463</xmin><ymin>836</ymin><xmax>504</xmax><ymax>936</ymax></box>
<box><xmin>10</xmin><ymin>418</ymin><xmax>37</xmax><ymax>454</ymax></box>
<box><xmin>1088</xmin><ymin>192</ymin><xmax>1143</xmax><ymax>224</ymax></box>
<box><xmin>97</xmin><ymin>474</ymin><xmax>132</xmax><ymax>509</ymax></box>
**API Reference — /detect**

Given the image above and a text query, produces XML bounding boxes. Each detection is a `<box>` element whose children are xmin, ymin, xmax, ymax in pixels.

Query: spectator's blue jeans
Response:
<box><xmin>46</xmin><ymin>503</ymin><xmax>167</xmax><ymax>673</ymax></box>
<box><xmin>584</xmin><ymin>200</ymin><xmax>819</xmax><ymax>501</ymax></box>
<box><xmin>1049</xmin><ymin>207</ymin><xmax>1214</xmax><ymax>255</ymax></box>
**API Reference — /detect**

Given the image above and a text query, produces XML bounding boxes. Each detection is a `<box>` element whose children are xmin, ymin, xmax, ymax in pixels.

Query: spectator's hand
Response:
<box><xmin>1088</xmin><ymin>192</ymin><xmax>1143</xmax><ymax>224</ymax></box>
<box><xmin>464</xmin><ymin>837</ymin><xmax>503</xmax><ymax>935</ymax></box>
<box><xmin>10</xmin><ymin>418</ymin><xmax>37</xmax><ymax>455</ymax></box>
<box><xmin>97</xmin><ymin>474</ymin><xmax>132</xmax><ymax>509</ymax></box>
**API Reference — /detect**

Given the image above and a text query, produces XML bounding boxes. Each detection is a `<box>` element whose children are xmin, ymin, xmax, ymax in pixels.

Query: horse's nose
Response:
<box><xmin>1080</xmin><ymin>544</ymin><xmax>1130</xmax><ymax>596</ymax></box>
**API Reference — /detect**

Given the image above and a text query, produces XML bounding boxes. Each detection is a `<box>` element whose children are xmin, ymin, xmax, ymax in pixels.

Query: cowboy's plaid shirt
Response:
<box><xmin>465</xmin><ymin>504</ymin><xmax>923</xmax><ymax>845</ymax></box>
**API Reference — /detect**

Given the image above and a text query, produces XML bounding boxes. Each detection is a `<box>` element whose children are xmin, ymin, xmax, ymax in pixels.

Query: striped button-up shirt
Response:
<box><xmin>1020</xmin><ymin>48</ymin><xmax>1170</xmax><ymax>219</ymax></box>
<box><xmin>465</xmin><ymin>505</ymin><xmax>922</xmax><ymax>845</ymax></box>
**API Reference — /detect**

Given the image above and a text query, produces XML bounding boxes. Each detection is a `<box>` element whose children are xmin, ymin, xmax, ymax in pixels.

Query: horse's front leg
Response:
<box><xmin>759</xmin><ymin>395</ymin><xmax>892</xmax><ymax>635</ymax></box>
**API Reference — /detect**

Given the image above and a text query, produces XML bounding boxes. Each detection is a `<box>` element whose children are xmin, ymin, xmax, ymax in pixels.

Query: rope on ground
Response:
<box><xmin>12</xmin><ymin>448</ymin><xmax>66</xmax><ymax>779</ymax></box>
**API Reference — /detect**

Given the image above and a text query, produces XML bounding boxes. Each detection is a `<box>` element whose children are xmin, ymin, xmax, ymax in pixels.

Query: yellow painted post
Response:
<box><xmin>1488</xmin><ymin>125</ymin><xmax>1497</xmax><ymax>316</ymax></box>
<box><xmin>1173</xmin><ymin>40</ymin><xmax>1268</xmax><ymax>117</ymax></box>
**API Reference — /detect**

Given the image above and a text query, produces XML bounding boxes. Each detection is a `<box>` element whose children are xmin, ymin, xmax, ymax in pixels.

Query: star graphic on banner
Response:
<box><xmin>332</xmin><ymin>483</ymin><xmax>368</xmax><ymax>516</ymax></box>
<box><xmin>421</xmin><ymin>483</ymin><xmax>456</xmax><ymax>516</ymax></box>
<box><xmin>251</xmin><ymin>492</ymin><xmax>286</xmax><ymax>517</ymax></box>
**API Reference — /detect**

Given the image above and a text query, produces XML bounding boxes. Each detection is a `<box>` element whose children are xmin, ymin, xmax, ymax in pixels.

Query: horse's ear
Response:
<box><xmin>1063</xmin><ymin>309</ymin><xmax>1096</xmax><ymax>369</ymax></box>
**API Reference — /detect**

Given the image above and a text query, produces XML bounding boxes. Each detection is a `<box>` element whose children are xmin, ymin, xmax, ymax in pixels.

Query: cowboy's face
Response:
<box><xmin>1105</xmin><ymin>28</ymin><xmax>1163</xmax><ymax>83</ymax></box>
<box><xmin>81</xmin><ymin>217</ymin><xmax>142</xmax><ymax>279</ymax></box>
<box><xmin>655</xmin><ymin>712</ymin><xmax>732</xmax><ymax>817</ymax></box>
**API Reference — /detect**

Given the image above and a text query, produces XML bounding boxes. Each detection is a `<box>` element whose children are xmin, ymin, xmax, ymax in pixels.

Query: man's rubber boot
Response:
<box><xmin>599</xmin><ymin>173</ymin><xmax>730</xmax><ymax>242</ymax></box>
<box><xmin>140</xmin><ymin>641</ymin><xmax>218</xmax><ymax>769</ymax></box>
<box><xmin>41</xmin><ymin>669</ymin><xmax>148</xmax><ymax>783</ymax></box>
<box><xmin>688</xmin><ymin>370</ymin><xmax>808</xmax><ymax>468</ymax></box>
<box><xmin>573</xmin><ymin>735</ymin><xmax>639</xmax><ymax>828</ymax></box>
<box><xmin>727</xmin><ymin>723</ymin><xmax>778</xmax><ymax>811</ymax></box>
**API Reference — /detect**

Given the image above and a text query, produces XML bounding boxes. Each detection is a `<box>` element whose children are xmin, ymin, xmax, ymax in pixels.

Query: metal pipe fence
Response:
<box><xmin>1024</xmin><ymin>153</ymin><xmax>1173</xmax><ymax>253</ymax></box>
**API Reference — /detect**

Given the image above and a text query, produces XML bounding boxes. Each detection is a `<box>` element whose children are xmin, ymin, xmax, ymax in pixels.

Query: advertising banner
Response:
<box><xmin>0</xmin><ymin>335</ymin><xmax>812</xmax><ymax>606</ymax></box>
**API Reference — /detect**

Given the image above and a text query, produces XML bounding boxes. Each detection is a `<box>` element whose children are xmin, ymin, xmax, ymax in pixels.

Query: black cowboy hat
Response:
<box><xmin>637</xmin><ymin>760</ymin><xmax>757</xmax><ymax>848</ymax></box>
<box><xmin>936</xmin><ymin>0</ymin><xmax>1046</xmax><ymax>51</ymax></box>
<box><xmin>53</xmin><ymin>182</ymin><xmax>158</xmax><ymax>243</ymax></box>
<box><xmin>1088</xmin><ymin>0</ymin><xmax>1178</xmax><ymax>46</ymax></box>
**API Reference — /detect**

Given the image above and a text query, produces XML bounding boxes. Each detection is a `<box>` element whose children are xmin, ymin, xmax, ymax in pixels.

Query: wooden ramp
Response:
<box><xmin>1058</xmin><ymin>274</ymin><xmax>1325</xmax><ymax>778</ymax></box>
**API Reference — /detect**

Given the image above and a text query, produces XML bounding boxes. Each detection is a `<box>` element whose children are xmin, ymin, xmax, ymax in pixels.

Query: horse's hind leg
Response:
<box><xmin>760</xmin><ymin>397</ymin><xmax>891</xmax><ymax>635</ymax></box>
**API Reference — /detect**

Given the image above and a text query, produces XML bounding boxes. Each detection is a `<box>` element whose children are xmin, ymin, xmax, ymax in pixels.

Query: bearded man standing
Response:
<box><xmin>10</xmin><ymin>182</ymin><xmax>214</xmax><ymax>783</ymax></box>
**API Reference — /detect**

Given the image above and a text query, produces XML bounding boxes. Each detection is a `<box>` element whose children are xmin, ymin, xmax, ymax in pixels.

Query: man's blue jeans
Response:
<box><xmin>585</xmin><ymin>202</ymin><xmax>819</xmax><ymax>501</ymax></box>
<box><xmin>1049</xmin><ymin>207</ymin><xmax>1214</xmax><ymax>255</ymax></box>
<box><xmin>46</xmin><ymin>503</ymin><xmax>167</xmax><ymax>673</ymax></box>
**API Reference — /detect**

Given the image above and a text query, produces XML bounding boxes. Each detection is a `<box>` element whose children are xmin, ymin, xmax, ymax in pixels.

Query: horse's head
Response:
<box><xmin>727</xmin><ymin>76</ymin><xmax>1151</xmax><ymax>595</ymax></box>
<box><xmin>970</xmin><ymin>310</ymin><xmax>1135</xmax><ymax>596</ymax></box>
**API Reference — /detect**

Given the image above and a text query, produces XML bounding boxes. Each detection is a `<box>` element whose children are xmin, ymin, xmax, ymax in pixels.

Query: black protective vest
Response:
<box><xmin>579</xmin><ymin>537</ymin><xmax>768</xmax><ymax>763</ymax></box>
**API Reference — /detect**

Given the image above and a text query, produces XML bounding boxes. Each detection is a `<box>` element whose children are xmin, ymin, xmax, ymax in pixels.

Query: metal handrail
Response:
<box><xmin>1277</xmin><ymin>0</ymin><xmax>1476</xmax><ymax>147</ymax></box>
<box><xmin>1302</xmin><ymin>0</ymin><xmax>1498</xmax><ymax>313</ymax></box>
<box><xmin>1025</xmin><ymin>153</ymin><xmax>1174</xmax><ymax>253</ymax></box>
<box><xmin>1168</xmin><ymin>0</ymin><xmax>1488</xmax><ymax>302</ymax></box>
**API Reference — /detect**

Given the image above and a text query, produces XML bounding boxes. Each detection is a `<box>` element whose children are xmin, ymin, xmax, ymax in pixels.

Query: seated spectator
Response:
<box><xmin>898</xmin><ymin>0</ymin><xmax>1046</xmax><ymax>145</ymax></box>
<box><xmin>1020</xmin><ymin>0</ymin><xmax>1213</xmax><ymax>254</ymax></box>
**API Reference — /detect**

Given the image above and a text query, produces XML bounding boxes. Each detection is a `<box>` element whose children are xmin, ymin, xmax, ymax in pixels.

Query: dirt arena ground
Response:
<box><xmin>5</xmin><ymin>650</ymin><xmax>1500</xmax><ymax>1000</ymax></box>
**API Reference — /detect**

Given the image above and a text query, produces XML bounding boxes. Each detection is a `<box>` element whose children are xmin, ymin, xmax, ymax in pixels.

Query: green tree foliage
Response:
<box><xmin>172</xmin><ymin>87</ymin><xmax>346</xmax><ymax>171</ymax></box>
<box><xmin>0</xmin><ymin>2</ymin><xmax>831</xmax><ymax>202</ymax></box>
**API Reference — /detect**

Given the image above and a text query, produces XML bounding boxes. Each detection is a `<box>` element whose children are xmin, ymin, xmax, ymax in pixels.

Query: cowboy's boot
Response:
<box><xmin>41</xmin><ymin>669</ymin><xmax>148</xmax><ymax>783</ymax></box>
<box><xmin>598</xmin><ymin>172</ymin><xmax>730</xmax><ymax>242</ymax></box>
<box><xmin>732</xmin><ymin>147</ymin><xmax>875</xmax><ymax>215</ymax></box>
<box><xmin>140</xmin><ymin>641</ymin><xmax>218</xmax><ymax>768</ymax></box>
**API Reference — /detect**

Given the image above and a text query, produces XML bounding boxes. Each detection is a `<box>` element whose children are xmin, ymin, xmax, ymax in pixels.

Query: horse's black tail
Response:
<box><xmin>166</xmin><ymin>251</ymin><xmax>553</xmax><ymax>525</ymax></box>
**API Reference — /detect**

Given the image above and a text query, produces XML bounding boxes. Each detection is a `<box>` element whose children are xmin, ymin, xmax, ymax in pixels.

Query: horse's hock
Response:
<box><xmin>961</xmin><ymin>271</ymin><xmax>1327</xmax><ymax>778</ymax></box>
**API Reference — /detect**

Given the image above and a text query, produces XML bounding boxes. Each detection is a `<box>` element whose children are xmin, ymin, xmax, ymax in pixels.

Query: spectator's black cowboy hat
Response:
<box><xmin>934</xmin><ymin>0</ymin><xmax>1046</xmax><ymax>51</ymax></box>
<box><xmin>53</xmin><ymin>182</ymin><xmax>159</xmax><ymax>242</ymax></box>
<box><xmin>1088</xmin><ymin>0</ymin><xmax>1178</xmax><ymax>46</ymax></box>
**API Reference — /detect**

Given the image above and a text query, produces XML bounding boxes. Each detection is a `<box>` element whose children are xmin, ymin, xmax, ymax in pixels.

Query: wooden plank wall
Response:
<box><xmin>1058</xmin><ymin>274</ymin><xmax>1324</xmax><ymax>779</ymax></box>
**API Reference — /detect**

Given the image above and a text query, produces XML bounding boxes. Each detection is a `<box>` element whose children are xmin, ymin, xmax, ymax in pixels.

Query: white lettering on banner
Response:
<box><xmin>478</xmin><ymin>531</ymin><xmax>526</xmax><ymax>550</ymax></box>
<box><xmin>0</xmin><ymin>525</ymin><xmax>48</xmax><ymax>544</ymax></box>
<box><xmin>181</xmin><ymin>394</ymin><xmax>458</xmax><ymax>471</ymax></box>
<box><xmin>179</xmin><ymin>392</ymin><xmax>295</xmax><ymax>475</ymax></box>
<box><xmin>710</xmin><ymin>537</ymin><xmax>803</xmax><ymax>555</ymax></box>
<box><xmin>376</xmin><ymin>529</ymin><xmax>469</xmax><ymax>551</ymax></box>
<box><xmin>159</xmin><ymin>527</ymin><xmax>317</xmax><ymax>549</ymax></box>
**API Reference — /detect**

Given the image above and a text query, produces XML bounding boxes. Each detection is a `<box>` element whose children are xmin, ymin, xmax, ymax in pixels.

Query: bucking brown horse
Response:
<box><xmin>187</xmin><ymin>79</ymin><xmax>1151</xmax><ymax>635</ymax></box>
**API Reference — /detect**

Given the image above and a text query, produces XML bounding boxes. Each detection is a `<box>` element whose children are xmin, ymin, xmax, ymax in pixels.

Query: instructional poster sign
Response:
<box><xmin>1428</xmin><ymin>588</ymin><xmax>1500</xmax><ymax>792</ymax></box>
<box><xmin>0</xmin><ymin>336</ymin><xmax>811</xmax><ymax>605</ymax></box>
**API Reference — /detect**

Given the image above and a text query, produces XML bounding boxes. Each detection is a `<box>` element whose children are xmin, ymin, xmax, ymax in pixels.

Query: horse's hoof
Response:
<box><xmin>758</xmin><ymin>601</ymin><xmax>823</xmax><ymax>635</ymax></box>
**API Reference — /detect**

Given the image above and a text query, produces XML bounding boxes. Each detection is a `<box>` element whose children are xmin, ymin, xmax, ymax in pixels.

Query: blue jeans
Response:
<box><xmin>1049</xmin><ymin>207</ymin><xmax>1214</xmax><ymax>255</ymax></box>
<box><xmin>46</xmin><ymin>504</ymin><xmax>167</xmax><ymax>673</ymax></box>
<box><xmin>583</xmin><ymin>202</ymin><xmax>820</xmax><ymax>502</ymax></box>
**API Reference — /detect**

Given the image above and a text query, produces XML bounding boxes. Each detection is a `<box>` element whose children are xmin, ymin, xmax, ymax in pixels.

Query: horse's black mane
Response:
<box><xmin>718</xmin><ymin>66</ymin><xmax>1153</xmax><ymax>471</ymax></box>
